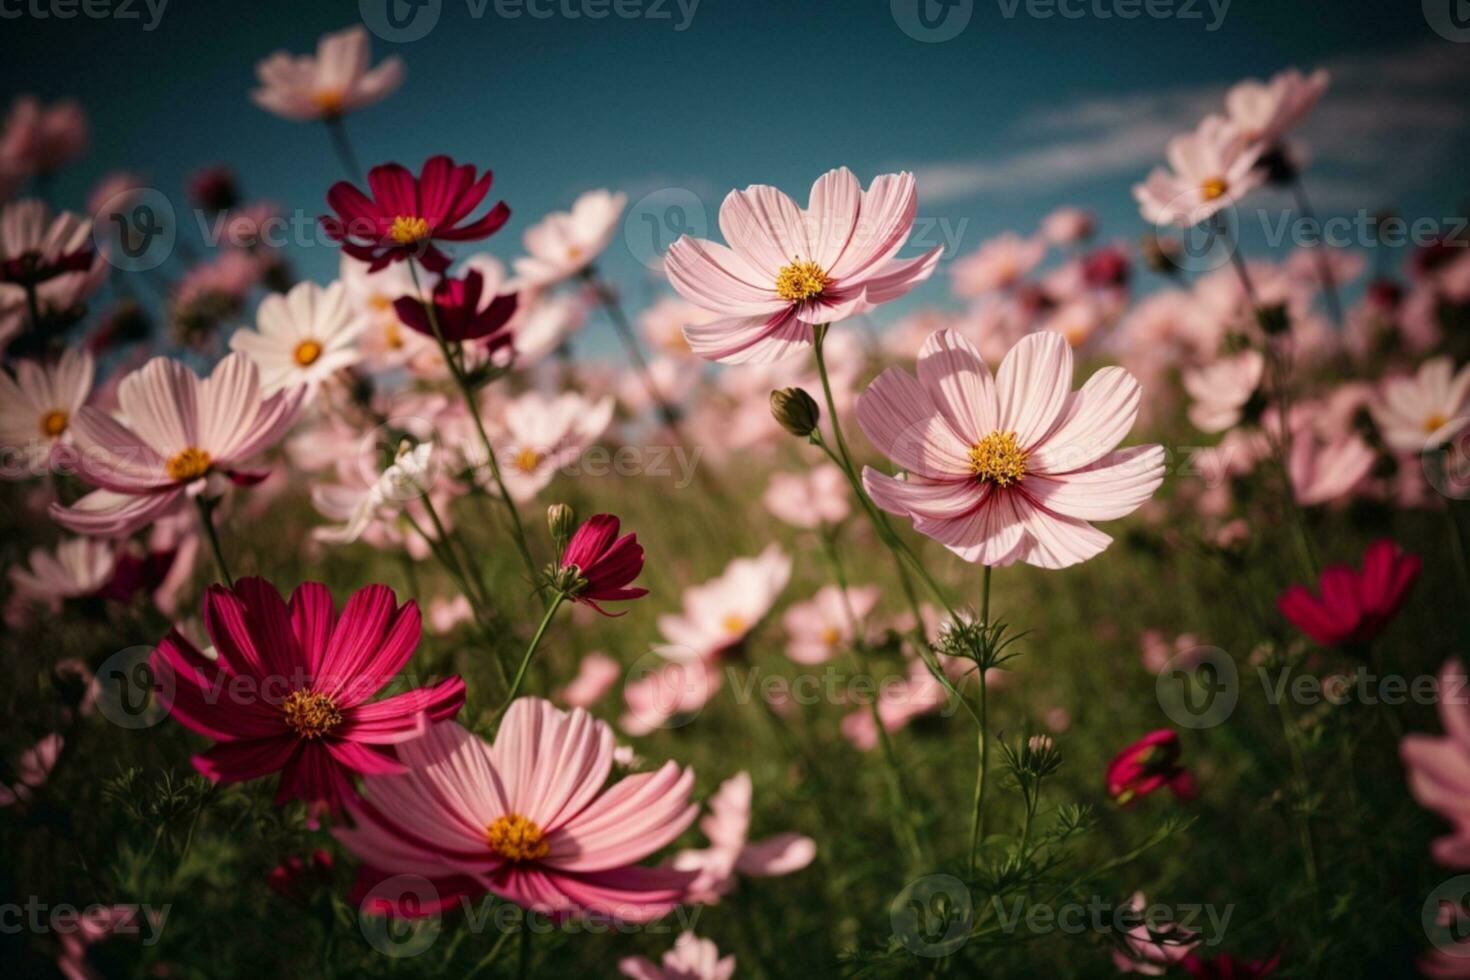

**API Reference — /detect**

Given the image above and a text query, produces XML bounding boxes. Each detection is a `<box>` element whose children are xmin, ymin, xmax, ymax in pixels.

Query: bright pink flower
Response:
<box><xmin>337</xmin><ymin>700</ymin><xmax>699</xmax><ymax>923</ymax></box>
<box><xmin>858</xmin><ymin>329</ymin><xmax>1164</xmax><ymax>569</ymax></box>
<box><xmin>151</xmin><ymin>578</ymin><xmax>466</xmax><ymax>812</ymax></box>
<box><xmin>1112</xmin><ymin>891</ymin><xmax>1200</xmax><ymax>974</ymax></box>
<box><xmin>322</xmin><ymin>155</ymin><xmax>510</xmax><ymax>273</ymax></box>
<box><xmin>391</xmin><ymin>267</ymin><xmax>518</xmax><ymax>346</ymax></box>
<box><xmin>49</xmin><ymin>353</ymin><xmax>305</xmax><ymax>537</ymax></box>
<box><xmin>664</xmin><ymin>167</ymin><xmax>942</xmax><ymax>364</ymax></box>
<box><xmin>558</xmin><ymin>652</ymin><xmax>621</xmax><ymax>708</ymax></box>
<box><xmin>620</xmin><ymin>933</ymin><xmax>736</xmax><ymax>980</ymax></box>
<box><xmin>1134</xmin><ymin>116</ymin><xmax>1264</xmax><ymax>227</ymax></box>
<box><xmin>1183</xmin><ymin>950</ymin><xmax>1282</xmax><ymax>979</ymax></box>
<box><xmin>670</xmin><ymin>771</ymin><xmax>816</xmax><ymax>904</ymax></box>
<box><xmin>1277</xmin><ymin>539</ymin><xmax>1419</xmax><ymax>647</ymax></box>
<box><xmin>252</xmin><ymin>25</ymin><xmax>404</xmax><ymax>122</ymax></box>
<box><xmin>559</xmin><ymin>513</ymin><xmax>649</xmax><ymax>616</ymax></box>
<box><xmin>1106</xmin><ymin>730</ymin><xmax>1196</xmax><ymax>806</ymax></box>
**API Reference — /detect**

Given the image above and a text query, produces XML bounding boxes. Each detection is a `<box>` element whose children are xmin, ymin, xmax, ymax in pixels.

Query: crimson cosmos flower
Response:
<box><xmin>320</xmin><ymin>155</ymin><xmax>509</xmax><ymax>273</ymax></box>
<box><xmin>1276</xmin><ymin>539</ymin><xmax>1420</xmax><ymax>648</ymax></box>
<box><xmin>558</xmin><ymin>513</ymin><xmax>649</xmax><ymax>616</ymax></box>
<box><xmin>1183</xmin><ymin>951</ymin><xmax>1282</xmax><ymax>979</ymax></box>
<box><xmin>151</xmin><ymin>578</ymin><xmax>466</xmax><ymax>812</ymax></box>
<box><xmin>1106</xmin><ymin>729</ymin><xmax>1196</xmax><ymax>806</ymax></box>
<box><xmin>391</xmin><ymin>268</ymin><xmax>517</xmax><ymax>346</ymax></box>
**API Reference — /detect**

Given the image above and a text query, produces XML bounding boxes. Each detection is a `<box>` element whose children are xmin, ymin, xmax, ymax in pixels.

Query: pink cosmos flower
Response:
<box><xmin>50</xmin><ymin>354</ymin><xmax>306</xmax><ymax>537</ymax></box>
<box><xmin>558</xmin><ymin>513</ymin><xmax>649</xmax><ymax>615</ymax></box>
<box><xmin>514</xmin><ymin>189</ymin><xmax>627</xmax><ymax>286</ymax></box>
<box><xmin>1277</xmin><ymin>539</ymin><xmax>1420</xmax><ymax>647</ymax></box>
<box><xmin>0</xmin><ymin>96</ymin><xmax>87</xmax><ymax>176</ymax></box>
<box><xmin>1182</xmin><ymin>950</ymin><xmax>1282</xmax><ymax>979</ymax></box>
<box><xmin>762</xmin><ymin>464</ymin><xmax>850</xmax><ymax>529</ymax></box>
<box><xmin>392</xmin><ymin>266</ymin><xmax>518</xmax><ymax>348</ymax></box>
<box><xmin>336</xmin><ymin>700</ymin><xmax>699</xmax><ymax>922</ymax></box>
<box><xmin>664</xmin><ymin>167</ymin><xmax>942</xmax><ymax>364</ymax></box>
<box><xmin>840</xmin><ymin>657</ymin><xmax>948</xmax><ymax>751</ymax></box>
<box><xmin>1112</xmin><ymin>891</ymin><xmax>1200</xmax><ymax>975</ymax></box>
<box><xmin>1040</xmin><ymin>206</ymin><xmax>1096</xmax><ymax>245</ymax></box>
<box><xmin>152</xmin><ymin>578</ymin><xmax>467</xmax><ymax>812</ymax></box>
<box><xmin>0</xmin><ymin>733</ymin><xmax>61</xmax><ymax>807</ymax></box>
<box><xmin>858</xmin><ymin>329</ymin><xmax>1164</xmax><ymax>569</ymax></box>
<box><xmin>1403</xmin><ymin>660</ymin><xmax>1470</xmax><ymax>866</ymax></box>
<box><xmin>56</xmin><ymin>905</ymin><xmax>143</xmax><ymax>980</ymax></box>
<box><xmin>1286</xmin><ymin>420</ymin><xmax>1374</xmax><ymax>506</ymax></box>
<box><xmin>1138</xmin><ymin>630</ymin><xmax>1206</xmax><ymax>675</ymax></box>
<box><xmin>229</xmin><ymin>280</ymin><xmax>365</xmax><ymax>396</ymax></box>
<box><xmin>488</xmin><ymin>390</ymin><xmax>614</xmax><ymax>502</ymax></box>
<box><xmin>950</xmin><ymin>232</ymin><xmax>1046</xmax><ymax>297</ymax></box>
<box><xmin>339</xmin><ymin>253</ymin><xmax>435</xmax><ymax>370</ymax></box>
<box><xmin>427</xmin><ymin>594</ymin><xmax>474</xmax><ymax>635</ymax></box>
<box><xmin>621</xmin><ymin>659</ymin><xmax>723</xmax><ymax>736</ymax></box>
<box><xmin>322</xmin><ymin>156</ymin><xmax>510</xmax><ymax>274</ymax></box>
<box><xmin>0</xmin><ymin>347</ymin><xmax>93</xmax><ymax>477</ymax></box>
<box><xmin>1183</xmin><ymin>350</ymin><xmax>1263</xmax><ymax>432</ymax></box>
<box><xmin>1106</xmin><ymin>730</ymin><xmax>1196</xmax><ymax>806</ymax></box>
<box><xmin>620</xmin><ymin>933</ymin><xmax>736</xmax><ymax>980</ymax></box>
<box><xmin>669</xmin><ymin>771</ymin><xmax>816</xmax><ymax>904</ymax></box>
<box><xmin>0</xmin><ymin>199</ymin><xmax>93</xmax><ymax>288</ymax></box>
<box><xmin>781</xmin><ymin>584</ymin><xmax>881</xmax><ymax>665</ymax></box>
<box><xmin>1225</xmin><ymin>67</ymin><xmax>1329</xmax><ymax>150</ymax></box>
<box><xmin>1134</xmin><ymin>116</ymin><xmax>1264</xmax><ymax>227</ymax></box>
<box><xmin>640</xmin><ymin>296</ymin><xmax>713</xmax><ymax>358</ymax></box>
<box><xmin>251</xmin><ymin>25</ymin><xmax>405</xmax><ymax>122</ymax></box>
<box><xmin>8</xmin><ymin>537</ymin><xmax>115</xmax><ymax>608</ymax></box>
<box><xmin>558</xmin><ymin>652</ymin><xmax>621</xmax><ymax>708</ymax></box>
<box><xmin>1371</xmin><ymin>356</ymin><xmax>1470</xmax><ymax>454</ymax></box>
<box><xmin>656</xmin><ymin>545</ymin><xmax>792</xmax><ymax>662</ymax></box>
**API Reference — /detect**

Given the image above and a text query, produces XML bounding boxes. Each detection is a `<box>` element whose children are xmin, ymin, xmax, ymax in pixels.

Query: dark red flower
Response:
<box><xmin>320</xmin><ymin>155</ymin><xmax>509</xmax><ymax>273</ymax></box>
<box><xmin>1106</xmin><ymin>729</ymin><xmax>1195</xmax><ymax>806</ymax></box>
<box><xmin>1183</xmin><ymin>950</ymin><xmax>1282</xmax><ymax>979</ymax></box>
<box><xmin>392</xmin><ymin>268</ymin><xmax>517</xmax><ymax>347</ymax></box>
<box><xmin>267</xmin><ymin>848</ymin><xmax>335</xmax><ymax>901</ymax></box>
<box><xmin>188</xmin><ymin>165</ymin><xmax>241</xmax><ymax>213</ymax></box>
<box><xmin>94</xmin><ymin>546</ymin><xmax>176</xmax><ymax>604</ymax></box>
<box><xmin>1081</xmin><ymin>245</ymin><xmax>1131</xmax><ymax>289</ymax></box>
<box><xmin>558</xmin><ymin>514</ymin><xmax>649</xmax><ymax>616</ymax></box>
<box><xmin>1276</xmin><ymin>539</ymin><xmax>1420</xmax><ymax>648</ymax></box>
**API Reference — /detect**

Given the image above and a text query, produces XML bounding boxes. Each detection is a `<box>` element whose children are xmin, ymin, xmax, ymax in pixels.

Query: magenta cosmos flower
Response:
<box><xmin>336</xmin><ymin>699</ymin><xmax>698</xmax><ymax>923</ymax></box>
<box><xmin>557</xmin><ymin>513</ymin><xmax>649</xmax><ymax>616</ymax></box>
<box><xmin>1277</xmin><ymin>539</ymin><xmax>1420</xmax><ymax>647</ymax></box>
<box><xmin>858</xmin><ymin>329</ymin><xmax>1164</xmax><ymax>568</ymax></box>
<box><xmin>50</xmin><ymin>353</ymin><xmax>305</xmax><ymax>537</ymax></box>
<box><xmin>151</xmin><ymin>578</ymin><xmax>466</xmax><ymax>812</ymax></box>
<box><xmin>1106</xmin><ymin>729</ymin><xmax>1196</xmax><ymax>806</ymax></box>
<box><xmin>321</xmin><ymin>155</ymin><xmax>510</xmax><ymax>274</ymax></box>
<box><xmin>391</xmin><ymin>267</ymin><xmax>517</xmax><ymax>347</ymax></box>
<box><xmin>664</xmin><ymin>167</ymin><xmax>942</xmax><ymax>364</ymax></box>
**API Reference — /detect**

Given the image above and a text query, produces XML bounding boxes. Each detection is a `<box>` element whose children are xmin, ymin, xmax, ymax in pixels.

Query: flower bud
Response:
<box><xmin>770</xmin><ymin>387</ymin><xmax>820</xmax><ymax>438</ymax></box>
<box><xmin>547</xmin><ymin>503</ymin><xmax>576</xmax><ymax>555</ymax></box>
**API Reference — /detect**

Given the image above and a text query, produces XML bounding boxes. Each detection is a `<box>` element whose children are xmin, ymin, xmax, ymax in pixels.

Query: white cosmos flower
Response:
<box><xmin>228</xmin><ymin>280</ymin><xmax>364</xmax><ymax>395</ymax></box>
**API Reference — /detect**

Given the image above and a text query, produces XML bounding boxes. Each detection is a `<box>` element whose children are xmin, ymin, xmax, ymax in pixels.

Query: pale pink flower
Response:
<box><xmin>670</xmin><ymin>771</ymin><xmax>816</xmax><ymax>905</ymax></box>
<box><xmin>858</xmin><ymin>329</ymin><xmax>1164</xmax><ymax>568</ymax></box>
<box><xmin>950</xmin><ymin>233</ymin><xmax>1045</xmax><ymax>297</ymax></box>
<box><xmin>1112</xmin><ymin>891</ymin><xmax>1199</xmax><ymax>974</ymax></box>
<box><xmin>559</xmin><ymin>652</ymin><xmax>621</xmax><ymax>708</ymax></box>
<box><xmin>1371</xmin><ymin>357</ymin><xmax>1470</xmax><ymax>454</ymax></box>
<box><xmin>1287</xmin><ymin>417</ymin><xmax>1375</xmax><ymax>506</ymax></box>
<box><xmin>0</xmin><ymin>733</ymin><xmax>61</xmax><ymax>807</ymax></box>
<box><xmin>617</xmin><ymin>356</ymin><xmax>701</xmax><ymax>418</ymax></box>
<box><xmin>620</xmin><ymin>933</ymin><xmax>736</xmax><ymax>980</ymax></box>
<box><xmin>172</xmin><ymin>250</ymin><xmax>262</xmax><ymax>317</ymax></box>
<box><xmin>664</xmin><ymin>167</ymin><xmax>942</xmax><ymax>364</ymax></box>
<box><xmin>761</xmin><ymin>463</ymin><xmax>850</xmax><ymax>529</ymax></box>
<box><xmin>312</xmin><ymin>442</ymin><xmax>442</xmax><ymax>552</ymax></box>
<box><xmin>1134</xmin><ymin>116</ymin><xmax>1264</xmax><ymax>227</ymax></box>
<box><xmin>0</xmin><ymin>199</ymin><xmax>92</xmax><ymax>286</ymax></box>
<box><xmin>229</xmin><ymin>280</ymin><xmax>364</xmax><ymax>395</ymax></box>
<box><xmin>1183</xmin><ymin>350</ymin><xmax>1264</xmax><ymax>432</ymax></box>
<box><xmin>56</xmin><ymin>904</ymin><xmax>142</xmax><ymax>980</ymax></box>
<box><xmin>0</xmin><ymin>347</ymin><xmax>94</xmax><ymax>477</ymax></box>
<box><xmin>1039</xmin><ymin>297</ymin><xmax>1108</xmax><ymax>350</ymax></box>
<box><xmin>427</xmin><ymin>594</ymin><xmax>474</xmax><ymax>635</ymax></box>
<box><xmin>1039</xmin><ymin>206</ymin><xmax>1095</xmax><ymax>245</ymax></box>
<box><xmin>251</xmin><ymin>25</ymin><xmax>404</xmax><ymax>122</ymax></box>
<box><xmin>514</xmin><ymin>189</ymin><xmax>627</xmax><ymax>286</ymax></box>
<box><xmin>87</xmin><ymin>171</ymin><xmax>146</xmax><ymax>220</ymax></box>
<box><xmin>8</xmin><ymin>537</ymin><xmax>114</xmax><ymax>609</ymax></box>
<box><xmin>841</xmin><ymin>657</ymin><xmax>948</xmax><ymax>751</ymax></box>
<box><xmin>1404</xmin><ymin>661</ymin><xmax>1470</xmax><ymax>866</ymax></box>
<box><xmin>781</xmin><ymin>584</ymin><xmax>881</xmax><ymax>665</ymax></box>
<box><xmin>640</xmin><ymin>296</ymin><xmax>713</xmax><ymax>358</ymax></box>
<box><xmin>490</xmin><ymin>390</ymin><xmax>614</xmax><ymax>502</ymax></box>
<box><xmin>0</xmin><ymin>96</ymin><xmax>87</xmax><ymax>175</ymax></box>
<box><xmin>336</xmin><ymin>701</ymin><xmax>698</xmax><ymax>922</ymax></box>
<box><xmin>339</xmin><ymin>254</ymin><xmax>436</xmax><ymax>371</ymax></box>
<box><xmin>621</xmin><ymin>660</ymin><xmax>723</xmax><ymax>736</ymax></box>
<box><xmin>50</xmin><ymin>353</ymin><xmax>305</xmax><ymax>536</ymax></box>
<box><xmin>1139</xmin><ymin>630</ymin><xmax>1205</xmax><ymax>674</ymax></box>
<box><xmin>1225</xmin><ymin>67</ymin><xmax>1329</xmax><ymax>149</ymax></box>
<box><xmin>656</xmin><ymin>545</ymin><xmax>792</xmax><ymax>662</ymax></box>
<box><xmin>510</xmin><ymin>291</ymin><xmax>589</xmax><ymax>366</ymax></box>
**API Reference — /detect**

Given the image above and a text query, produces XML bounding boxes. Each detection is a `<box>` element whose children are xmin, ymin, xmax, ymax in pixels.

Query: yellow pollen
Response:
<box><xmin>1425</xmin><ymin>412</ymin><xmax>1449</xmax><ymax>433</ymax></box>
<box><xmin>384</xmin><ymin>321</ymin><xmax>404</xmax><ymax>350</ymax></box>
<box><xmin>775</xmin><ymin>259</ymin><xmax>832</xmax><ymax>303</ymax></box>
<box><xmin>722</xmin><ymin>613</ymin><xmax>748</xmax><ymax>636</ymax></box>
<box><xmin>293</xmin><ymin>339</ymin><xmax>323</xmax><ymax>366</ymax></box>
<box><xmin>166</xmin><ymin>446</ymin><xmax>213</xmax><ymax>483</ymax></box>
<box><xmin>820</xmin><ymin>626</ymin><xmax>842</xmax><ymax>646</ymax></box>
<box><xmin>281</xmin><ymin>689</ymin><xmax>343</xmax><ymax>739</ymax></box>
<box><xmin>312</xmin><ymin>88</ymin><xmax>346</xmax><ymax>115</ymax></box>
<box><xmin>370</xmin><ymin>294</ymin><xmax>393</xmax><ymax>312</ymax></box>
<box><xmin>513</xmin><ymin>448</ymin><xmax>543</xmax><ymax>473</ymax></box>
<box><xmin>486</xmin><ymin>813</ymin><xmax>550</xmax><ymax>862</ymax></box>
<box><xmin>1200</xmin><ymin>177</ymin><xmax>1229</xmax><ymax>201</ymax></box>
<box><xmin>567</xmin><ymin>245</ymin><xmax>584</xmax><ymax>262</ymax></box>
<box><xmin>389</xmin><ymin>215</ymin><xmax>431</xmax><ymax>245</ymax></box>
<box><xmin>39</xmin><ymin>409</ymin><xmax>68</xmax><ymax>438</ymax></box>
<box><xmin>969</xmin><ymin>431</ymin><xmax>1029</xmax><ymax>487</ymax></box>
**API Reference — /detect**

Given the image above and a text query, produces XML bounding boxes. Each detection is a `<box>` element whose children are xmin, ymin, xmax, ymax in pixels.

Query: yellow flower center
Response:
<box><xmin>722</xmin><ymin>613</ymin><xmax>748</xmax><ymax>636</ymax></box>
<box><xmin>486</xmin><ymin>813</ymin><xmax>550</xmax><ymax>862</ymax></box>
<box><xmin>312</xmin><ymin>88</ymin><xmax>346</xmax><ymax>115</ymax></box>
<box><xmin>969</xmin><ymin>431</ymin><xmax>1029</xmax><ymax>487</ymax></box>
<box><xmin>281</xmin><ymin>689</ymin><xmax>343</xmax><ymax>740</ymax></box>
<box><xmin>1200</xmin><ymin>177</ymin><xmax>1229</xmax><ymax>201</ymax></box>
<box><xmin>370</xmin><ymin>294</ymin><xmax>393</xmax><ymax>312</ymax></box>
<box><xmin>1425</xmin><ymin>412</ymin><xmax>1448</xmax><ymax>434</ymax></box>
<box><xmin>389</xmin><ymin>215</ymin><xmax>431</xmax><ymax>245</ymax></box>
<box><xmin>166</xmin><ymin>446</ymin><xmax>213</xmax><ymax>483</ymax></box>
<box><xmin>293</xmin><ymin>339</ymin><xmax>323</xmax><ymax>366</ymax></box>
<box><xmin>40</xmin><ymin>409</ymin><xmax>68</xmax><ymax>438</ymax></box>
<box><xmin>513</xmin><ymin>448</ymin><xmax>543</xmax><ymax>473</ymax></box>
<box><xmin>384</xmin><ymin>321</ymin><xmax>404</xmax><ymax>350</ymax></box>
<box><xmin>820</xmin><ymin>626</ymin><xmax>842</xmax><ymax>646</ymax></box>
<box><xmin>567</xmin><ymin>245</ymin><xmax>584</xmax><ymax>262</ymax></box>
<box><xmin>775</xmin><ymin>259</ymin><xmax>832</xmax><ymax>303</ymax></box>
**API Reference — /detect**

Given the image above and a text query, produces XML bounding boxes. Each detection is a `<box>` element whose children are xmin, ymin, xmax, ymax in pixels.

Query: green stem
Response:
<box><xmin>967</xmin><ymin>566</ymin><xmax>993</xmax><ymax>874</ymax></box>
<box><xmin>1290</xmin><ymin>178</ymin><xmax>1343</xmax><ymax>327</ymax></box>
<box><xmin>323</xmin><ymin>116</ymin><xmax>363</xmax><ymax>183</ymax></box>
<box><xmin>585</xmin><ymin>268</ymin><xmax>679</xmax><ymax>431</ymax></box>
<box><xmin>195</xmin><ymin>496</ymin><xmax>234</xmax><ymax>588</ymax></box>
<box><xmin>495</xmin><ymin>593</ymin><xmax>566</xmax><ymax>723</ymax></box>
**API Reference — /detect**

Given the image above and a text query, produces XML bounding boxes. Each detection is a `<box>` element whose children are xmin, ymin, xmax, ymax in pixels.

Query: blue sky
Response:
<box><xmin>5</xmin><ymin>0</ymin><xmax>1468</xmax><ymax>340</ymax></box>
